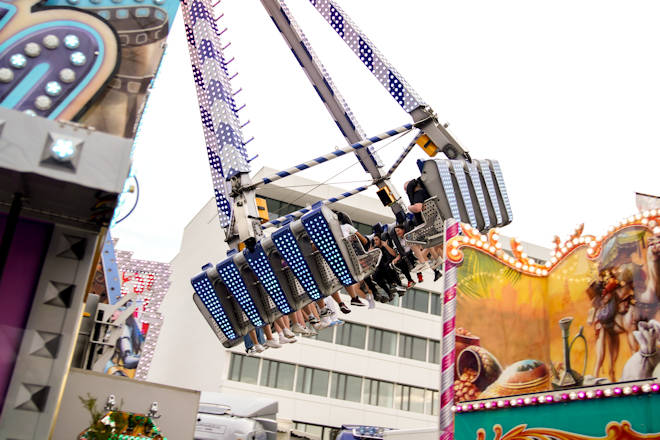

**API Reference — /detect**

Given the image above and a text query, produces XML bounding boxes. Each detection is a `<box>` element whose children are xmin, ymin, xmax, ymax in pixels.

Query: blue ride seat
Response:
<box><xmin>261</xmin><ymin>219</ymin><xmax>340</xmax><ymax>301</ymax></box>
<box><xmin>191</xmin><ymin>206</ymin><xmax>382</xmax><ymax>346</ymax></box>
<box><xmin>235</xmin><ymin>241</ymin><xmax>308</xmax><ymax>319</ymax></box>
<box><xmin>295</xmin><ymin>205</ymin><xmax>381</xmax><ymax>285</ymax></box>
<box><xmin>191</xmin><ymin>265</ymin><xmax>248</xmax><ymax>348</ymax></box>
<box><xmin>215</xmin><ymin>255</ymin><xmax>271</xmax><ymax>334</ymax></box>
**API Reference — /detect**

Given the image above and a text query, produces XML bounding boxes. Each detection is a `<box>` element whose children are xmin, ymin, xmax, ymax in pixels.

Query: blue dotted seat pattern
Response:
<box><xmin>191</xmin><ymin>206</ymin><xmax>374</xmax><ymax>345</ymax></box>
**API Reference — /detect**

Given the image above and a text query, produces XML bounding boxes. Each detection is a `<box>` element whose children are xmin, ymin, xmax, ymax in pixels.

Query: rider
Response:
<box><xmin>403</xmin><ymin>179</ymin><xmax>443</xmax><ymax>281</ymax></box>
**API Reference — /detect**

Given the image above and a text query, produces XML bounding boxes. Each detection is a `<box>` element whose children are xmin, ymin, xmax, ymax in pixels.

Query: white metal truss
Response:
<box><xmin>181</xmin><ymin>0</ymin><xmax>251</xmax><ymax>229</ymax></box>
<box><xmin>261</xmin><ymin>0</ymin><xmax>406</xmax><ymax>215</ymax></box>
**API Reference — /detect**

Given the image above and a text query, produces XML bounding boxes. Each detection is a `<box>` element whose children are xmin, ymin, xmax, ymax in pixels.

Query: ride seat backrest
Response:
<box><xmin>448</xmin><ymin>160</ymin><xmax>485</xmax><ymax>230</ymax></box>
<box><xmin>480</xmin><ymin>159</ymin><xmax>512</xmax><ymax>227</ymax></box>
<box><xmin>215</xmin><ymin>258</ymin><xmax>270</xmax><ymax>330</ymax></box>
<box><xmin>191</xmin><ymin>268</ymin><xmax>248</xmax><ymax>348</ymax></box>
<box><xmin>313</xmin><ymin>252</ymin><xmax>343</xmax><ymax>294</ymax></box>
<box><xmin>420</xmin><ymin>159</ymin><xmax>466</xmax><ymax>225</ymax></box>
<box><xmin>403</xmin><ymin>196</ymin><xmax>445</xmax><ymax>248</ymax></box>
<box><xmin>342</xmin><ymin>234</ymin><xmax>382</xmax><ymax>281</ymax></box>
<box><xmin>263</xmin><ymin>222</ymin><xmax>335</xmax><ymax>300</ymax></box>
<box><xmin>233</xmin><ymin>250</ymin><xmax>284</xmax><ymax>325</ymax></box>
<box><xmin>464</xmin><ymin>160</ymin><xmax>494</xmax><ymax>230</ymax></box>
<box><xmin>420</xmin><ymin>159</ymin><xmax>512</xmax><ymax>231</ymax></box>
<box><xmin>298</xmin><ymin>205</ymin><xmax>359</xmax><ymax>286</ymax></box>
<box><xmin>243</xmin><ymin>242</ymin><xmax>306</xmax><ymax>314</ymax></box>
<box><xmin>283</xmin><ymin>267</ymin><xmax>315</xmax><ymax>310</ymax></box>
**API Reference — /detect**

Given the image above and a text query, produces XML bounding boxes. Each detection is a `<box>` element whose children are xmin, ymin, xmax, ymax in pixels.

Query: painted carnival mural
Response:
<box><xmin>446</xmin><ymin>210</ymin><xmax>660</xmax><ymax>403</ymax></box>
<box><xmin>0</xmin><ymin>0</ymin><xmax>179</xmax><ymax>138</ymax></box>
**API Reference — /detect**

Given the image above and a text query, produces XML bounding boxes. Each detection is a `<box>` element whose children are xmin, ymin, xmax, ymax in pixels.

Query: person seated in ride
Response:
<box><xmin>404</xmin><ymin>178</ymin><xmax>429</xmax><ymax>227</ymax></box>
<box><xmin>362</xmin><ymin>275</ymin><xmax>391</xmax><ymax>304</ymax></box>
<box><xmin>369</xmin><ymin>234</ymin><xmax>407</xmax><ymax>297</ymax></box>
<box><xmin>336</xmin><ymin>211</ymin><xmax>372</xmax><ymax>308</ymax></box>
<box><xmin>403</xmin><ymin>179</ymin><xmax>443</xmax><ymax>281</ymax></box>
<box><xmin>392</xmin><ymin>224</ymin><xmax>416</xmax><ymax>288</ymax></box>
<box><xmin>245</xmin><ymin>324</ymin><xmax>283</xmax><ymax>355</ymax></box>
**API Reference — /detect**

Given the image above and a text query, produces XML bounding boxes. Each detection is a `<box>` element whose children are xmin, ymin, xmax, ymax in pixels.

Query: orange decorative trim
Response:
<box><xmin>476</xmin><ymin>421</ymin><xmax>660</xmax><ymax>440</ymax></box>
<box><xmin>446</xmin><ymin>210</ymin><xmax>660</xmax><ymax>277</ymax></box>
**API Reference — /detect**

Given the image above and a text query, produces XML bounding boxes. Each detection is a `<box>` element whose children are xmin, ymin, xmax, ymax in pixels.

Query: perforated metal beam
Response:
<box><xmin>182</xmin><ymin>0</ymin><xmax>262</xmax><ymax>242</ymax></box>
<box><xmin>307</xmin><ymin>0</ymin><xmax>425</xmax><ymax>113</ymax></box>
<box><xmin>261</xmin><ymin>0</ymin><xmax>405</xmax><ymax>214</ymax></box>
<box><xmin>308</xmin><ymin>0</ymin><xmax>469</xmax><ymax>160</ymax></box>
<box><xmin>182</xmin><ymin>0</ymin><xmax>251</xmax><ymax>229</ymax></box>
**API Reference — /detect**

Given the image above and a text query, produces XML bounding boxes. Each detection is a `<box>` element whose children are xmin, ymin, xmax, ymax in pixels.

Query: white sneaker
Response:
<box><xmin>254</xmin><ymin>344</ymin><xmax>266</xmax><ymax>353</ymax></box>
<box><xmin>265</xmin><ymin>339</ymin><xmax>282</xmax><ymax>349</ymax></box>
<box><xmin>279</xmin><ymin>333</ymin><xmax>297</xmax><ymax>344</ymax></box>
<box><xmin>314</xmin><ymin>316</ymin><xmax>332</xmax><ymax>330</ymax></box>
<box><xmin>283</xmin><ymin>328</ymin><xmax>296</xmax><ymax>339</ymax></box>
<box><xmin>292</xmin><ymin>323</ymin><xmax>309</xmax><ymax>335</ymax></box>
<box><xmin>246</xmin><ymin>347</ymin><xmax>258</xmax><ymax>356</ymax></box>
<box><xmin>330</xmin><ymin>319</ymin><xmax>344</xmax><ymax>326</ymax></box>
<box><xmin>366</xmin><ymin>293</ymin><xmax>376</xmax><ymax>309</ymax></box>
<box><xmin>306</xmin><ymin>325</ymin><xmax>318</xmax><ymax>336</ymax></box>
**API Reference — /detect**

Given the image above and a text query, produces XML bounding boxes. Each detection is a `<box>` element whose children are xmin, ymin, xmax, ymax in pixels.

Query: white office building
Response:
<box><xmin>147</xmin><ymin>167</ymin><xmax>548</xmax><ymax>439</ymax></box>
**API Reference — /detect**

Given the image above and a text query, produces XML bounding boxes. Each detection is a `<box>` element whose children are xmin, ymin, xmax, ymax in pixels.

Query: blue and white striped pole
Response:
<box><xmin>385</xmin><ymin>131</ymin><xmax>421</xmax><ymax>179</ymax></box>
<box><xmin>253</xmin><ymin>123</ymin><xmax>413</xmax><ymax>189</ymax></box>
<box><xmin>261</xmin><ymin>185</ymin><xmax>370</xmax><ymax>229</ymax></box>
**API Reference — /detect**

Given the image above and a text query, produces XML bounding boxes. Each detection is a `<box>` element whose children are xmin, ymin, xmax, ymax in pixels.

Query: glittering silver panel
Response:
<box><xmin>182</xmin><ymin>0</ymin><xmax>251</xmax><ymax>227</ymax></box>
<box><xmin>114</xmin><ymin>249</ymin><xmax>171</xmax><ymax>382</ymax></box>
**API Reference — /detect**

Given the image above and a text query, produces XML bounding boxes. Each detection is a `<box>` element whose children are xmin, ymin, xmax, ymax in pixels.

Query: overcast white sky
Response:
<box><xmin>113</xmin><ymin>0</ymin><xmax>660</xmax><ymax>262</ymax></box>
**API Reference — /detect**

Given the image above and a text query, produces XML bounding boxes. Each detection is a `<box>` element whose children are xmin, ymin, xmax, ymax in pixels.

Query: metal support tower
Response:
<box><xmin>181</xmin><ymin>0</ymin><xmax>262</xmax><ymax>245</ymax></box>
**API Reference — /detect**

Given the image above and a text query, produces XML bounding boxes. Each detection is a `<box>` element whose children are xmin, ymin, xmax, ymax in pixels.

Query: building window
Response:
<box><xmin>394</xmin><ymin>384</ymin><xmax>426</xmax><ymax>413</ymax></box>
<box><xmin>310</xmin><ymin>326</ymin><xmax>334</xmax><ymax>343</ymax></box>
<box><xmin>228</xmin><ymin>353</ymin><xmax>259</xmax><ymax>385</ymax></box>
<box><xmin>355</xmin><ymin>221</ymin><xmax>373</xmax><ymax>237</ymax></box>
<box><xmin>227</xmin><ymin>355</ymin><xmax>440</xmax><ymax>415</ymax></box>
<box><xmin>425</xmin><ymin>389</ymin><xmax>439</xmax><ymax>416</ymax></box>
<box><xmin>430</xmin><ymin>292</ymin><xmax>442</xmax><ymax>316</ymax></box>
<box><xmin>399</xmin><ymin>334</ymin><xmax>427</xmax><ymax>362</ymax></box>
<box><xmin>296</xmin><ymin>366</ymin><xmax>330</xmax><ymax>397</ymax></box>
<box><xmin>363</xmin><ymin>378</ymin><xmax>394</xmax><ymax>408</ymax></box>
<box><xmin>260</xmin><ymin>359</ymin><xmax>295</xmax><ymax>391</ymax></box>
<box><xmin>400</xmin><ymin>288</ymin><xmax>430</xmax><ymax>313</ymax></box>
<box><xmin>262</xmin><ymin>196</ymin><xmax>304</xmax><ymax>220</ymax></box>
<box><xmin>368</xmin><ymin>327</ymin><xmax>397</xmax><ymax>356</ymax></box>
<box><xmin>428</xmin><ymin>340</ymin><xmax>440</xmax><ymax>364</ymax></box>
<box><xmin>330</xmin><ymin>372</ymin><xmax>362</xmax><ymax>403</ymax></box>
<box><xmin>335</xmin><ymin>321</ymin><xmax>366</xmax><ymax>349</ymax></box>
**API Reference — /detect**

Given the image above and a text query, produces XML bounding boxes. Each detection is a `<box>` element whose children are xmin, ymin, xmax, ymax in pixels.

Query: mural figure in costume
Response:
<box><xmin>105</xmin><ymin>313</ymin><xmax>144</xmax><ymax>377</ymax></box>
<box><xmin>588</xmin><ymin>231</ymin><xmax>660</xmax><ymax>380</ymax></box>
<box><xmin>447</xmin><ymin>211</ymin><xmax>660</xmax><ymax>403</ymax></box>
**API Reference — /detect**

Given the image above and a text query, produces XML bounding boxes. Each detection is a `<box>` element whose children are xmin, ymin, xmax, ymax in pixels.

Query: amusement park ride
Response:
<box><xmin>184</xmin><ymin>0</ymin><xmax>512</xmax><ymax>345</ymax></box>
<box><xmin>0</xmin><ymin>0</ymin><xmax>658</xmax><ymax>439</ymax></box>
<box><xmin>182</xmin><ymin>1</ymin><xmax>659</xmax><ymax>440</ymax></box>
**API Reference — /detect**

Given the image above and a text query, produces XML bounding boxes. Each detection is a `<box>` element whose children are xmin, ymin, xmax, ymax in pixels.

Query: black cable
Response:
<box><xmin>115</xmin><ymin>176</ymin><xmax>140</xmax><ymax>225</ymax></box>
